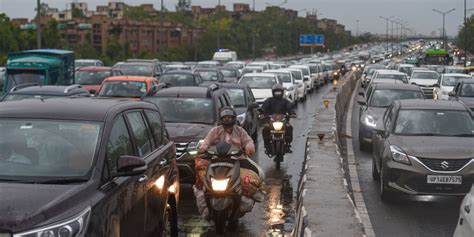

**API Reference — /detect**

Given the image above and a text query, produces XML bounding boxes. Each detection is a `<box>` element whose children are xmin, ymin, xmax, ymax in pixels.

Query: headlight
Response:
<box><xmin>334</xmin><ymin>72</ymin><xmax>338</xmax><ymax>75</ymax></box>
<box><xmin>272</xmin><ymin>121</ymin><xmax>284</xmax><ymax>131</ymax></box>
<box><xmin>14</xmin><ymin>208</ymin><xmax>91</xmax><ymax>237</ymax></box>
<box><xmin>389</xmin><ymin>145</ymin><xmax>413</xmax><ymax>165</ymax></box>
<box><xmin>237</xmin><ymin>113</ymin><xmax>246</xmax><ymax>125</ymax></box>
<box><xmin>363</xmin><ymin>115</ymin><xmax>377</xmax><ymax>127</ymax></box>
<box><xmin>211</xmin><ymin>178</ymin><xmax>229</xmax><ymax>191</ymax></box>
<box><xmin>352</xmin><ymin>66</ymin><xmax>357</xmax><ymax>71</ymax></box>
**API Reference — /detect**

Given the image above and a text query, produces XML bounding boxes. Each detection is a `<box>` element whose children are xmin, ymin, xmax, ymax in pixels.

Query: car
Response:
<box><xmin>195</xmin><ymin>60</ymin><xmax>223</xmax><ymax>69</ymax></box>
<box><xmin>265</xmin><ymin>69</ymin><xmax>299</xmax><ymax>104</ymax></box>
<box><xmin>117</xmin><ymin>62</ymin><xmax>162</xmax><ymax>79</ymax></box>
<box><xmin>126</xmin><ymin>58</ymin><xmax>164</xmax><ymax>74</ymax></box>
<box><xmin>1</xmin><ymin>84</ymin><xmax>90</xmax><ymax>102</ymax></box>
<box><xmin>75</xmin><ymin>66</ymin><xmax>123</xmax><ymax>94</ymax></box>
<box><xmin>193</xmin><ymin>68</ymin><xmax>225</xmax><ymax>84</ymax></box>
<box><xmin>247</xmin><ymin>61</ymin><xmax>271</xmax><ymax>70</ymax></box>
<box><xmin>217</xmin><ymin>66</ymin><xmax>241</xmax><ymax>83</ymax></box>
<box><xmin>159</xmin><ymin>71</ymin><xmax>203</xmax><ymax>87</ymax></box>
<box><xmin>369</xmin><ymin>70</ymin><xmax>409</xmax><ymax>86</ymax></box>
<box><xmin>144</xmin><ymin>84</ymin><xmax>233</xmax><ymax>183</ymax></box>
<box><xmin>453</xmin><ymin>184</ymin><xmax>474</xmax><ymax>237</ymax></box>
<box><xmin>372</xmin><ymin>99</ymin><xmax>474</xmax><ymax>201</ymax></box>
<box><xmin>0</xmin><ymin>97</ymin><xmax>179</xmax><ymax>236</ymax></box>
<box><xmin>225</xmin><ymin>61</ymin><xmax>246</xmax><ymax>72</ymax></box>
<box><xmin>397</xmin><ymin>64</ymin><xmax>415</xmax><ymax>78</ymax></box>
<box><xmin>97</xmin><ymin>76</ymin><xmax>159</xmax><ymax>99</ymax></box>
<box><xmin>361</xmin><ymin>64</ymin><xmax>386</xmax><ymax>88</ymax></box>
<box><xmin>443</xmin><ymin>66</ymin><xmax>466</xmax><ymax>74</ymax></box>
<box><xmin>289</xmin><ymin>65</ymin><xmax>314</xmax><ymax>93</ymax></box>
<box><xmin>307</xmin><ymin>64</ymin><xmax>322</xmax><ymax>88</ymax></box>
<box><xmin>164</xmin><ymin>64</ymin><xmax>192</xmax><ymax>73</ymax></box>
<box><xmin>357</xmin><ymin>84</ymin><xmax>424</xmax><ymax>151</ymax></box>
<box><xmin>409</xmin><ymin>69</ymin><xmax>440</xmax><ymax>99</ymax></box>
<box><xmin>434</xmin><ymin>73</ymin><xmax>473</xmax><ymax>100</ymax></box>
<box><xmin>237</xmin><ymin>72</ymin><xmax>281</xmax><ymax>106</ymax></box>
<box><xmin>0</xmin><ymin>67</ymin><xmax>6</xmax><ymax>90</ymax></box>
<box><xmin>241</xmin><ymin>66</ymin><xmax>264</xmax><ymax>75</ymax></box>
<box><xmin>74</xmin><ymin>59</ymin><xmax>104</xmax><ymax>70</ymax></box>
<box><xmin>287</xmin><ymin>68</ymin><xmax>307</xmax><ymax>101</ymax></box>
<box><xmin>448</xmin><ymin>80</ymin><xmax>474</xmax><ymax>111</ymax></box>
<box><xmin>219</xmin><ymin>83</ymin><xmax>260</xmax><ymax>140</ymax></box>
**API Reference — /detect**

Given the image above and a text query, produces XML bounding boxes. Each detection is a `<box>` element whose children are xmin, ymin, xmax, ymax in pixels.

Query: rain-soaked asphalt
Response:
<box><xmin>351</xmin><ymin>85</ymin><xmax>463</xmax><ymax>237</ymax></box>
<box><xmin>177</xmin><ymin>83</ymin><xmax>333</xmax><ymax>236</ymax></box>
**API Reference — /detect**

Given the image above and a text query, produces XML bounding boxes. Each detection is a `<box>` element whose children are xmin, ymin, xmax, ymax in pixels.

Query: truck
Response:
<box><xmin>3</xmin><ymin>49</ymin><xmax>75</xmax><ymax>93</ymax></box>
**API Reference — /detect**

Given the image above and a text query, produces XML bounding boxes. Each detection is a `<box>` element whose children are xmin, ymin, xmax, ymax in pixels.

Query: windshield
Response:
<box><xmin>239</xmin><ymin>76</ymin><xmax>277</xmax><ymax>88</ymax></box>
<box><xmin>119</xmin><ymin>64</ymin><xmax>153</xmax><ymax>76</ymax></box>
<box><xmin>446</xmin><ymin>68</ymin><xmax>465</xmax><ymax>74</ymax></box>
<box><xmin>220</xmin><ymin>69</ymin><xmax>237</xmax><ymax>77</ymax></box>
<box><xmin>75</xmin><ymin>61</ymin><xmax>96</xmax><ymax>68</ymax></box>
<box><xmin>442</xmin><ymin>76</ymin><xmax>471</xmax><ymax>86</ymax></box>
<box><xmin>411</xmin><ymin>71</ymin><xmax>439</xmax><ymax>80</ymax></box>
<box><xmin>291</xmin><ymin>67</ymin><xmax>309</xmax><ymax>76</ymax></box>
<box><xmin>195</xmin><ymin>71</ymin><xmax>218</xmax><ymax>81</ymax></box>
<box><xmin>399</xmin><ymin>67</ymin><xmax>412</xmax><ymax>75</ymax></box>
<box><xmin>461</xmin><ymin>84</ymin><xmax>474</xmax><ymax>97</ymax></box>
<box><xmin>291</xmin><ymin>71</ymin><xmax>302</xmax><ymax>80</ymax></box>
<box><xmin>275</xmin><ymin>72</ymin><xmax>291</xmax><ymax>83</ymax></box>
<box><xmin>0</xmin><ymin>119</ymin><xmax>100</xmax><ymax>179</ymax></box>
<box><xmin>76</xmin><ymin>70</ymin><xmax>111</xmax><ymax>85</ymax></box>
<box><xmin>242</xmin><ymin>68</ymin><xmax>262</xmax><ymax>75</ymax></box>
<box><xmin>160</xmin><ymin>74</ymin><xmax>195</xmax><ymax>86</ymax></box>
<box><xmin>98</xmin><ymin>81</ymin><xmax>147</xmax><ymax>98</ymax></box>
<box><xmin>146</xmin><ymin>97</ymin><xmax>215</xmax><ymax>124</ymax></box>
<box><xmin>394</xmin><ymin>110</ymin><xmax>474</xmax><ymax>136</ymax></box>
<box><xmin>6</xmin><ymin>71</ymin><xmax>46</xmax><ymax>91</ymax></box>
<box><xmin>226</xmin><ymin>88</ymin><xmax>246</xmax><ymax>107</ymax></box>
<box><xmin>369</xmin><ymin>90</ymin><xmax>424</xmax><ymax>107</ymax></box>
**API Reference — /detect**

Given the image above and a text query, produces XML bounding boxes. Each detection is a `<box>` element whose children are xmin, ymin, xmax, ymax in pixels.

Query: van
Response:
<box><xmin>213</xmin><ymin>51</ymin><xmax>238</xmax><ymax>63</ymax></box>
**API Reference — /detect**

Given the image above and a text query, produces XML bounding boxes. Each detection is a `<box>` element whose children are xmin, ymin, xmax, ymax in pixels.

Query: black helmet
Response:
<box><xmin>272</xmin><ymin>84</ymin><xmax>285</xmax><ymax>98</ymax></box>
<box><xmin>219</xmin><ymin>106</ymin><xmax>237</xmax><ymax>128</ymax></box>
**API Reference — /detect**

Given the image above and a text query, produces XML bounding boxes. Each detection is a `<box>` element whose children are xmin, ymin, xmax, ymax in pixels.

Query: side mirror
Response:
<box><xmin>303</xmin><ymin>77</ymin><xmax>309</xmax><ymax>81</ymax></box>
<box><xmin>248</xmin><ymin>102</ymin><xmax>259</xmax><ymax>111</ymax></box>
<box><xmin>357</xmin><ymin>98</ymin><xmax>367</xmax><ymax>106</ymax></box>
<box><xmin>155</xmin><ymin>73</ymin><xmax>161</xmax><ymax>78</ymax></box>
<box><xmin>358</xmin><ymin>91</ymin><xmax>365</xmax><ymax>97</ymax></box>
<box><xmin>112</xmin><ymin>155</ymin><xmax>147</xmax><ymax>177</ymax></box>
<box><xmin>89</xmin><ymin>89</ymin><xmax>97</xmax><ymax>95</ymax></box>
<box><xmin>448</xmin><ymin>91</ymin><xmax>456</xmax><ymax>97</ymax></box>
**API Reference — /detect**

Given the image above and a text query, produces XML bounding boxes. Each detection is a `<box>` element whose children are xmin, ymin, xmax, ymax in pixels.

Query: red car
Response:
<box><xmin>75</xmin><ymin>67</ymin><xmax>123</xmax><ymax>94</ymax></box>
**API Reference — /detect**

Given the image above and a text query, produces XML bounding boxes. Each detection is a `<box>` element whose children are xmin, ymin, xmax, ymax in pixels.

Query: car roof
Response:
<box><xmin>0</xmin><ymin>97</ymin><xmax>155</xmax><ymax>121</ymax></box>
<box><xmin>265</xmin><ymin>69</ymin><xmax>290</xmax><ymax>73</ymax></box>
<box><xmin>154</xmin><ymin>86</ymin><xmax>216</xmax><ymax>98</ymax></box>
<box><xmin>398</xmin><ymin>99</ymin><xmax>468</xmax><ymax>111</ymax></box>
<box><xmin>162</xmin><ymin>70</ymin><xmax>194</xmax><ymax>75</ymax></box>
<box><xmin>103</xmin><ymin>76</ymin><xmax>157</xmax><ymax>82</ymax></box>
<box><xmin>8</xmin><ymin>85</ymin><xmax>89</xmax><ymax>95</ymax></box>
<box><xmin>375</xmin><ymin>70</ymin><xmax>405</xmax><ymax>75</ymax></box>
<box><xmin>372</xmin><ymin>83</ymin><xmax>421</xmax><ymax>91</ymax></box>
<box><xmin>216</xmin><ymin>83</ymin><xmax>248</xmax><ymax>89</ymax></box>
<box><xmin>242</xmin><ymin>73</ymin><xmax>276</xmax><ymax>77</ymax></box>
<box><xmin>78</xmin><ymin>66</ymin><xmax>113</xmax><ymax>71</ymax></box>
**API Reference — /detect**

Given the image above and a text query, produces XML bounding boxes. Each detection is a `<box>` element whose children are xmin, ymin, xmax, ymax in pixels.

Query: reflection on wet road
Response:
<box><xmin>177</xmin><ymin>84</ymin><xmax>332</xmax><ymax>236</ymax></box>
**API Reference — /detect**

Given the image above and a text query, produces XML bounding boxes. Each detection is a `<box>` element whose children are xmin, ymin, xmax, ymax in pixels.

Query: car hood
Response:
<box><xmin>390</xmin><ymin>136</ymin><xmax>474</xmax><ymax>159</ymax></box>
<box><xmin>458</xmin><ymin>97</ymin><xmax>474</xmax><ymax>109</ymax></box>
<box><xmin>251</xmin><ymin>88</ymin><xmax>272</xmax><ymax>100</ymax></box>
<box><xmin>0</xmin><ymin>182</ymin><xmax>94</xmax><ymax>233</ymax></box>
<box><xmin>166</xmin><ymin>122</ymin><xmax>214</xmax><ymax>141</ymax></box>
<box><xmin>410</xmin><ymin>79</ymin><xmax>437</xmax><ymax>86</ymax></box>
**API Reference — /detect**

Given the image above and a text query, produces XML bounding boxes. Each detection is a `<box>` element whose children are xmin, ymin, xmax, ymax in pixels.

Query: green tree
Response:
<box><xmin>458</xmin><ymin>15</ymin><xmax>474</xmax><ymax>54</ymax></box>
<box><xmin>176</xmin><ymin>0</ymin><xmax>191</xmax><ymax>12</ymax></box>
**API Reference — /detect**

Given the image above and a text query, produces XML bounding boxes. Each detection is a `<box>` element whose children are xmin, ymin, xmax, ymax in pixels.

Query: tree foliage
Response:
<box><xmin>457</xmin><ymin>16</ymin><xmax>474</xmax><ymax>54</ymax></box>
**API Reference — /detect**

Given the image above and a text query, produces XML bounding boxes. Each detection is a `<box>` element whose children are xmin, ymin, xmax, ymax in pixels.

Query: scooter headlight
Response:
<box><xmin>272</xmin><ymin>121</ymin><xmax>284</xmax><ymax>131</ymax></box>
<box><xmin>211</xmin><ymin>178</ymin><xmax>229</xmax><ymax>191</ymax></box>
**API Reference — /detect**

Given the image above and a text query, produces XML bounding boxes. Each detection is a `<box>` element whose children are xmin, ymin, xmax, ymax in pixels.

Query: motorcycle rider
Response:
<box><xmin>261</xmin><ymin>84</ymin><xmax>296</xmax><ymax>154</ymax></box>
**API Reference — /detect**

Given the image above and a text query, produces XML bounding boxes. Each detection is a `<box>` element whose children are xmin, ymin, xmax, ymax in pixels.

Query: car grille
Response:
<box><xmin>175</xmin><ymin>142</ymin><xmax>189</xmax><ymax>157</ymax></box>
<box><xmin>420</xmin><ymin>87</ymin><xmax>434</xmax><ymax>99</ymax></box>
<box><xmin>417</xmin><ymin>158</ymin><xmax>472</xmax><ymax>172</ymax></box>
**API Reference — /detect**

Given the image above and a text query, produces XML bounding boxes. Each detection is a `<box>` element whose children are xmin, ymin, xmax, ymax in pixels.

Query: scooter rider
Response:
<box><xmin>261</xmin><ymin>84</ymin><xmax>296</xmax><ymax>154</ymax></box>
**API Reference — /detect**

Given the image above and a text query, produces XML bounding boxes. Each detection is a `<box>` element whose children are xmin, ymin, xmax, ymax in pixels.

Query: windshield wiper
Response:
<box><xmin>39</xmin><ymin>178</ymin><xmax>88</xmax><ymax>184</ymax></box>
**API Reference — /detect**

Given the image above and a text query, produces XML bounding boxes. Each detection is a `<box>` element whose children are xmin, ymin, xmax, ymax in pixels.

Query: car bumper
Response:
<box><xmin>359</xmin><ymin>123</ymin><xmax>375</xmax><ymax>143</ymax></box>
<box><xmin>383</xmin><ymin>159</ymin><xmax>474</xmax><ymax>195</ymax></box>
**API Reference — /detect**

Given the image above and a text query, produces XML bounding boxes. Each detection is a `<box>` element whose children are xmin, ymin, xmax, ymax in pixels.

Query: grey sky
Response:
<box><xmin>0</xmin><ymin>0</ymin><xmax>470</xmax><ymax>36</ymax></box>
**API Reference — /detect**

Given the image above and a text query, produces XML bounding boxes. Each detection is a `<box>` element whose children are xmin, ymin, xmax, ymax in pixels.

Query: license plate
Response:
<box><xmin>427</xmin><ymin>175</ymin><xmax>462</xmax><ymax>184</ymax></box>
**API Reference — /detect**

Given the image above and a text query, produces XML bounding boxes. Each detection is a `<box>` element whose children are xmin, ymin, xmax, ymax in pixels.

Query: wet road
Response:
<box><xmin>351</xmin><ymin>85</ymin><xmax>462</xmax><ymax>237</ymax></box>
<box><xmin>177</xmin><ymin>84</ymin><xmax>333</xmax><ymax>236</ymax></box>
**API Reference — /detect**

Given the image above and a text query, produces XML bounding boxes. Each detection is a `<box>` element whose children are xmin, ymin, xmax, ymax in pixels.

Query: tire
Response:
<box><xmin>275</xmin><ymin>154</ymin><xmax>282</xmax><ymax>170</ymax></box>
<box><xmin>213</xmin><ymin>210</ymin><xmax>227</xmax><ymax>234</ymax></box>
<box><xmin>372</xmin><ymin>158</ymin><xmax>379</xmax><ymax>181</ymax></box>
<box><xmin>162</xmin><ymin>203</ymin><xmax>178</xmax><ymax>237</ymax></box>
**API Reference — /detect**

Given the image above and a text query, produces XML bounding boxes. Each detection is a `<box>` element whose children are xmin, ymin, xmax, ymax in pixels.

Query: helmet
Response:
<box><xmin>272</xmin><ymin>84</ymin><xmax>285</xmax><ymax>98</ymax></box>
<box><xmin>219</xmin><ymin>106</ymin><xmax>237</xmax><ymax>129</ymax></box>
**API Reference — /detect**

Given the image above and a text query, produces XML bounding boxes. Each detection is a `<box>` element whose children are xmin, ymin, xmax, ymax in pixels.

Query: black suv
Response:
<box><xmin>145</xmin><ymin>84</ymin><xmax>233</xmax><ymax>183</ymax></box>
<box><xmin>0</xmin><ymin>98</ymin><xmax>179</xmax><ymax>236</ymax></box>
<box><xmin>159</xmin><ymin>70</ymin><xmax>203</xmax><ymax>87</ymax></box>
<box><xmin>1</xmin><ymin>84</ymin><xmax>90</xmax><ymax>101</ymax></box>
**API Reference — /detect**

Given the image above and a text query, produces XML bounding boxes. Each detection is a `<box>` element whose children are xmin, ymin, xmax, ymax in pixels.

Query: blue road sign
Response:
<box><xmin>299</xmin><ymin>34</ymin><xmax>324</xmax><ymax>46</ymax></box>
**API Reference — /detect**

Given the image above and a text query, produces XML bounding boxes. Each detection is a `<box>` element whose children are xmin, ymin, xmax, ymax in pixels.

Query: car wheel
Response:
<box><xmin>372</xmin><ymin>157</ymin><xmax>379</xmax><ymax>180</ymax></box>
<box><xmin>162</xmin><ymin>203</ymin><xmax>178</xmax><ymax>237</ymax></box>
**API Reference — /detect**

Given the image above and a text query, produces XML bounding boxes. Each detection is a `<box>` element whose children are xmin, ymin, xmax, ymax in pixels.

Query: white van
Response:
<box><xmin>212</xmin><ymin>51</ymin><xmax>237</xmax><ymax>63</ymax></box>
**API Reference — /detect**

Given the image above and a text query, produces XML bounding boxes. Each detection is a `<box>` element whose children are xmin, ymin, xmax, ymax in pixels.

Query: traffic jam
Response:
<box><xmin>0</xmin><ymin>40</ymin><xmax>473</xmax><ymax>237</ymax></box>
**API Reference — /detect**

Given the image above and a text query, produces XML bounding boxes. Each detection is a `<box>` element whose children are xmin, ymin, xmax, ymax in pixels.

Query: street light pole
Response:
<box><xmin>379</xmin><ymin>16</ymin><xmax>390</xmax><ymax>52</ymax></box>
<box><xmin>432</xmin><ymin>8</ymin><xmax>455</xmax><ymax>51</ymax></box>
<box><xmin>160</xmin><ymin>0</ymin><xmax>164</xmax><ymax>53</ymax></box>
<box><xmin>217</xmin><ymin>0</ymin><xmax>221</xmax><ymax>49</ymax></box>
<box><xmin>36</xmin><ymin>0</ymin><xmax>41</xmax><ymax>49</ymax></box>
<box><xmin>356</xmin><ymin>19</ymin><xmax>359</xmax><ymax>37</ymax></box>
<box><xmin>464</xmin><ymin>0</ymin><xmax>467</xmax><ymax>67</ymax></box>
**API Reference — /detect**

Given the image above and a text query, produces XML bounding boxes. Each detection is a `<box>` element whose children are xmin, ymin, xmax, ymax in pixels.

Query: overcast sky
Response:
<box><xmin>0</xmin><ymin>0</ymin><xmax>470</xmax><ymax>36</ymax></box>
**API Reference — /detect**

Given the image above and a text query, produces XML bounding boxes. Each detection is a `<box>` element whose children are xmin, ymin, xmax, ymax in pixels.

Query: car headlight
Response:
<box><xmin>14</xmin><ymin>207</ymin><xmax>91</xmax><ymax>237</ymax></box>
<box><xmin>237</xmin><ymin>113</ymin><xmax>246</xmax><ymax>125</ymax></box>
<box><xmin>211</xmin><ymin>178</ymin><xmax>229</xmax><ymax>191</ymax></box>
<box><xmin>272</xmin><ymin>121</ymin><xmax>284</xmax><ymax>131</ymax></box>
<box><xmin>334</xmin><ymin>72</ymin><xmax>338</xmax><ymax>75</ymax></box>
<box><xmin>389</xmin><ymin>145</ymin><xmax>413</xmax><ymax>165</ymax></box>
<box><xmin>363</xmin><ymin>115</ymin><xmax>377</xmax><ymax>127</ymax></box>
<box><xmin>352</xmin><ymin>66</ymin><xmax>357</xmax><ymax>71</ymax></box>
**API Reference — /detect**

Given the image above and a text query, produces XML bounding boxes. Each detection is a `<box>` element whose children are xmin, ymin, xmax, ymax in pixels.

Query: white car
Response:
<box><xmin>75</xmin><ymin>59</ymin><xmax>104</xmax><ymax>70</ymax></box>
<box><xmin>287</xmin><ymin>68</ymin><xmax>307</xmax><ymax>101</ymax></box>
<box><xmin>434</xmin><ymin>73</ymin><xmax>473</xmax><ymax>100</ymax></box>
<box><xmin>247</xmin><ymin>62</ymin><xmax>271</xmax><ymax>71</ymax></box>
<box><xmin>454</xmin><ymin>184</ymin><xmax>474</xmax><ymax>237</ymax></box>
<box><xmin>289</xmin><ymin>65</ymin><xmax>314</xmax><ymax>93</ymax></box>
<box><xmin>237</xmin><ymin>73</ymin><xmax>281</xmax><ymax>105</ymax></box>
<box><xmin>409</xmin><ymin>69</ymin><xmax>440</xmax><ymax>99</ymax></box>
<box><xmin>265</xmin><ymin>69</ymin><xmax>298</xmax><ymax>104</ymax></box>
<box><xmin>225</xmin><ymin>61</ymin><xmax>246</xmax><ymax>73</ymax></box>
<box><xmin>369</xmin><ymin>69</ymin><xmax>408</xmax><ymax>87</ymax></box>
<box><xmin>397</xmin><ymin>64</ymin><xmax>415</xmax><ymax>79</ymax></box>
<box><xmin>308</xmin><ymin>64</ymin><xmax>322</xmax><ymax>88</ymax></box>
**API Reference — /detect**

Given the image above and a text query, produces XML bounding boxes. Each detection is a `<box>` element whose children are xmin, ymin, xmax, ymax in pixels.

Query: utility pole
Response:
<box><xmin>160</xmin><ymin>0</ymin><xmax>164</xmax><ymax>53</ymax></box>
<box><xmin>217</xmin><ymin>0</ymin><xmax>221</xmax><ymax>49</ymax></box>
<box><xmin>432</xmin><ymin>8</ymin><xmax>455</xmax><ymax>51</ymax></box>
<box><xmin>464</xmin><ymin>0</ymin><xmax>468</xmax><ymax>67</ymax></box>
<box><xmin>380</xmin><ymin>16</ymin><xmax>390</xmax><ymax>52</ymax></box>
<box><xmin>356</xmin><ymin>19</ymin><xmax>359</xmax><ymax>37</ymax></box>
<box><xmin>36</xmin><ymin>0</ymin><xmax>41</xmax><ymax>49</ymax></box>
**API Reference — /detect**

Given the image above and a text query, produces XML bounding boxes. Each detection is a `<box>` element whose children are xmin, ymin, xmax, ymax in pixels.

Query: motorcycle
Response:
<box><xmin>264</xmin><ymin>113</ymin><xmax>295</xmax><ymax>169</ymax></box>
<box><xmin>195</xmin><ymin>143</ymin><xmax>252</xmax><ymax>234</ymax></box>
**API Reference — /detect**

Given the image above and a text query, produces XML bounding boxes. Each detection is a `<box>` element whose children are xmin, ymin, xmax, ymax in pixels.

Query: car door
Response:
<box><xmin>125</xmin><ymin>110</ymin><xmax>170</xmax><ymax>236</ymax></box>
<box><xmin>246</xmin><ymin>87</ymin><xmax>258</xmax><ymax>133</ymax></box>
<box><xmin>101</xmin><ymin>114</ymin><xmax>146</xmax><ymax>237</ymax></box>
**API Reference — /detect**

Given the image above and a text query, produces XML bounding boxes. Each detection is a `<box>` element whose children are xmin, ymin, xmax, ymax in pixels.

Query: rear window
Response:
<box><xmin>160</xmin><ymin>74</ymin><xmax>195</xmax><ymax>86</ymax></box>
<box><xmin>98</xmin><ymin>81</ymin><xmax>148</xmax><ymax>98</ymax></box>
<box><xmin>239</xmin><ymin>76</ymin><xmax>277</xmax><ymax>89</ymax></box>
